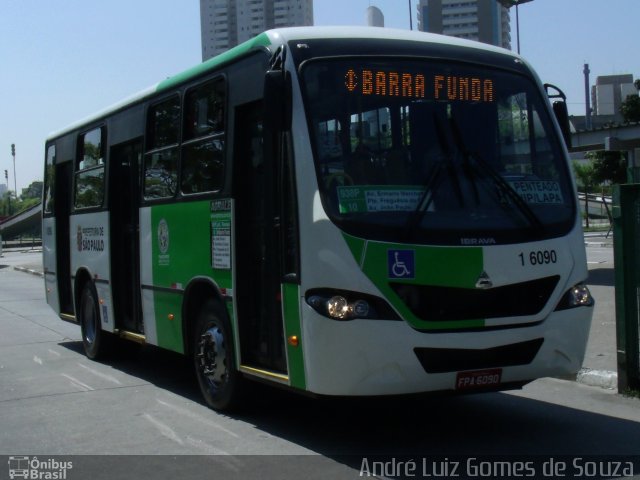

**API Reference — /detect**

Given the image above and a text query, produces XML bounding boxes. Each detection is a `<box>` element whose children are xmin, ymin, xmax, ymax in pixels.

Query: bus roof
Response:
<box><xmin>267</xmin><ymin>26</ymin><xmax>515</xmax><ymax>57</ymax></box>
<box><xmin>48</xmin><ymin>26</ymin><xmax>520</xmax><ymax>141</ymax></box>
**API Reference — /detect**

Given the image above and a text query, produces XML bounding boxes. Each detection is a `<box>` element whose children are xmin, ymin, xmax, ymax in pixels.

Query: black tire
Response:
<box><xmin>79</xmin><ymin>283</ymin><xmax>110</xmax><ymax>360</ymax></box>
<box><xmin>193</xmin><ymin>299</ymin><xmax>243</xmax><ymax>411</ymax></box>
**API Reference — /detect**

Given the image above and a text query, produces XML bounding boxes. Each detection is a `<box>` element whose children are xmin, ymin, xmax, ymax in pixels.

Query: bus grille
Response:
<box><xmin>390</xmin><ymin>275</ymin><xmax>560</xmax><ymax>323</ymax></box>
<box><xmin>414</xmin><ymin>338</ymin><xmax>544</xmax><ymax>373</ymax></box>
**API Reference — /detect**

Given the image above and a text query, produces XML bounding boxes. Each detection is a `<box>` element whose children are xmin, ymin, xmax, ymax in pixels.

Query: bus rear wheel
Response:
<box><xmin>79</xmin><ymin>283</ymin><xmax>110</xmax><ymax>360</ymax></box>
<box><xmin>193</xmin><ymin>300</ymin><xmax>243</xmax><ymax>411</ymax></box>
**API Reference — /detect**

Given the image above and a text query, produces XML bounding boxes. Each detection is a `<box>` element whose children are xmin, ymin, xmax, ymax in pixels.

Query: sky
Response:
<box><xmin>1</xmin><ymin>0</ymin><xmax>638</xmax><ymax>194</ymax></box>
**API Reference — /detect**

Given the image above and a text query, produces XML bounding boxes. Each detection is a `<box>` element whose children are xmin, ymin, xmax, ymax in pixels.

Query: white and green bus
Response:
<box><xmin>43</xmin><ymin>27</ymin><xmax>594</xmax><ymax>410</ymax></box>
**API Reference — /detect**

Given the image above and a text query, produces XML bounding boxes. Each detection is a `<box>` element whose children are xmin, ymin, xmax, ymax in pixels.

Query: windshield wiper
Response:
<box><xmin>449</xmin><ymin>117</ymin><xmax>543</xmax><ymax>231</ymax></box>
<box><xmin>403</xmin><ymin>113</ymin><xmax>461</xmax><ymax>239</ymax></box>
<box><xmin>403</xmin><ymin>159</ymin><xmax>443</xmax><ymax>240</ymax></box>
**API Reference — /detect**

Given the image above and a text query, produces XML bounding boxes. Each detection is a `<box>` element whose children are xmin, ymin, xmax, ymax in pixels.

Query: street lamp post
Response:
<box><xmin>497</xmin><ymin>0</ymin><xmax>534</xmax><ymax>54</ymax></box>
<box><xmin>10</xmin><ymin>144</ymin><xmax>16</xmax><ymax>202</ymax></box>
<box><xmin>408</xmin><ymin>0</ymin><xmax>413</xmax><ymax>30</ymax></box>
<box><xmin>4</xmin><ymin>169</ymin><xmax>10</xmax><ymax>215</ymax></box>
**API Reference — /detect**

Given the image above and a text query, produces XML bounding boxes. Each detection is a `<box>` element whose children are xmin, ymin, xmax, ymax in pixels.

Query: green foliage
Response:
<box><xmin>621</xmin><ymin>94</ymin><xmax>640</xmax><ymax>123</ymax></box>
<box><xmin>572</xmin><ymin>161</ymin><xmax>598</xmax><ymax>191</ymax></box>
<box><xmin>22</xmin><ymin>181</ymin><xmax>43</xmax><ymax>200</ymax></box>
<box><xmin>586</xmin><ymin>151</ymin><xmax>628</xmax><ymax>185</ymax></box>
<box><xmin>0</xmin><ymin>193</ymin><xmax>39</xmax><ymax>217</ymax></box>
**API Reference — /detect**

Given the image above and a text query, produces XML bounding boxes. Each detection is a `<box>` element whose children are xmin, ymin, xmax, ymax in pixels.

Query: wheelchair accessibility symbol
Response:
<box><xmin>388</xmin><ymin>250</ymin><xmax>415</xmax><ymax>279</ymax></box>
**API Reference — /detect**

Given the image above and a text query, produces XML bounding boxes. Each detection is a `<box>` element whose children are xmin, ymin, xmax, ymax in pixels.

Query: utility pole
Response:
<box><xmin>10</xmin><ymin>144</ymin><xmax>16</xmax><ymax>202</ymax></box>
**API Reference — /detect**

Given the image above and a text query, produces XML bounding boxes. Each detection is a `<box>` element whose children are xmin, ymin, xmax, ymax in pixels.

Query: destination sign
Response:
<box><xmin>344</xmin><ymin>68</ymin><xmax>494</xmax><ymax>102</ymax></box>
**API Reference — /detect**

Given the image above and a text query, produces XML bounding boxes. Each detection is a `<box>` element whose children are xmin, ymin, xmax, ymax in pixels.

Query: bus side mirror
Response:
<box><xmin>264</xmin><ymin>70</ymin><xmax>292</xmax><ymax>132</ymax></box>
<box><xmin>552</xmin><ymin>101</ymin><xmax>572</xmax><ymax>150</ymax></box>
<box><xmin>545</xmin><ymin>83</ymin><xmax>572</xmax><ymax>150</ymax></box>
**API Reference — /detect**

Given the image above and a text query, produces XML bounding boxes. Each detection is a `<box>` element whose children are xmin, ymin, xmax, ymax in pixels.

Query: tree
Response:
<box><xmin>621</xmin><ymin>78</ymin><xmax>640</xmax><ymax>122</ymax></box>
<box><xmin>21</xmin><ymin>181</ymin><xmax>43</xmax><ymax>200</ymax></box>
<box><xmin>621</xmin><ymin>94</ymin><xmax>640</xmax><ymax>123</ymax></box>
<box><xmin>0</xmin><ymin>183</ymin><xmax>41</xmax><ymax>217</ymax></box>
<box><xmin>587</xmin><ymin>150</ymin><xmax>628</xmax><ymax>185</ymax></box>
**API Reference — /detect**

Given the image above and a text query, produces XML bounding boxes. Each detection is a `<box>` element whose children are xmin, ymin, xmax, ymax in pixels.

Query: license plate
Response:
<box><xmin>456</xmin><ymin>368</ymin><xmax>502</xmax><ymax>390</ymax></box>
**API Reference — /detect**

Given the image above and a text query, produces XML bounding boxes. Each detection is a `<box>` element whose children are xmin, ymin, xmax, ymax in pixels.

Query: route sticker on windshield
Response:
<box><xmin>388</xmin><ymin>249</ymin><xmax>415</xmax><ymax>279</ymax></box>
<box><xmin>337</xmin><ymin>186</ymin><xmax>423</xmax><ymax>213</ymax></box>
<box><xmin>507</xmin><ymin>181</ymin><xmax>564</xmax><ymax>204</ymax></box>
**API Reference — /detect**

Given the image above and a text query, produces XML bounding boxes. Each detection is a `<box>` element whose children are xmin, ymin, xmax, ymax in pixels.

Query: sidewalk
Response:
<box><xmin>583</xmin><ymin>230</ymin><xmax>614</xmax><ymax>247</ymax></box>
<box><xmin>581</xmin><ymin>231</ymin><xmax>618</xmax><ymax>390</ymax></box>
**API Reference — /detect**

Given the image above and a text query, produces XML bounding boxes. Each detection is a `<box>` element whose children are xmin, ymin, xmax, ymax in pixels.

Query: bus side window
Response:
<box><xmin>144</xmin><ymin>95</ymin><xmax>180</xmax><ymax>201</ymax></box>
<box><xmin>181</xmin><ymin>78</ymin><xmax>226</xmax><ymax>195</ymax></box>
<box><xmin>74</xmin><ymin>127</ymin><xmax>105</xmax><ymax>209</ymax></box>
<box><xmin>44</xmin><ymin>144</ymin><xmax>56</xmax><ymax>214</ymax></box>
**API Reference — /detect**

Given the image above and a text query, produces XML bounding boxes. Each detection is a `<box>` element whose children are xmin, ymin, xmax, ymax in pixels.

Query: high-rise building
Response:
<box><xmin>591</xmin><ymin>74</ymin><xmax>635</xmax><ymax>117</ymax></box>
<box><xmin>417</xmin><ymin>0</ymin><xmax>511</xmax><ymax>50</ymax></box>
<box><xmin>201</xmin><ymin>0</ymin><xmax>313</xmax><ymax>61</ymax></box>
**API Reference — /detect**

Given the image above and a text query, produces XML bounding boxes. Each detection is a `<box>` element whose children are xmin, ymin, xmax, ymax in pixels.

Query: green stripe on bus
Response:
<box><xmin>150</xmin><ymin>200</ymin><xmax>233</xmax><ymax>352</ymax></box>
<box><xmin>156</xmin><ymin>33</ymin><xmax>272</xmax><ymax>93</ymax></box>
<box><xmin>342</xmin><ymin>233</ymin><xmax>485</xmax><ymax>330</ymax></box>
<box><xmin>153</xmin><ymin>291</ymin><xmax>185</xmax><ymax>353</ymax></box>
<box><xmin>282</xmin><ymin>283</ymin><xmax>306</xmax><ymax>390</ymax></box>
<box><xmin>342</xmin><ymin>233</ymin><xmax>366</xmax><ymax>266</ymax></box>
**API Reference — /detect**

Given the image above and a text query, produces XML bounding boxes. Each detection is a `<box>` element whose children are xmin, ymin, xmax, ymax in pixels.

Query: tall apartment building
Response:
<box><xmin>417</xmin><ymin>0</ymin><xmax>511</xmax><ymax>50</ymax></box>
<box><xmin>201</xmin><ymin>0</ymin><xmax>313</xmax><ymax>61</ymax></box>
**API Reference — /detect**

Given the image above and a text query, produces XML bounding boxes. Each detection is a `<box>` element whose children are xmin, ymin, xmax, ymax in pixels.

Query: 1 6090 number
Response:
<box><xmin>518</xmin><ymin>249</ymin><xmax>557</xmax><ymax>266</ymax></box>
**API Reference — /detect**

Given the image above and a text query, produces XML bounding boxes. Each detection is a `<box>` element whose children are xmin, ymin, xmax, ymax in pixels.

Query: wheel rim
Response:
<box><xmin>197</xmin><ymin>325</ymin><xmax>228</xmax><ymax>391</ymax></box>
<box><xmin>82</xmin><ymin>293</ymin><xmax>98</xmax><ymax>345</ymax></box>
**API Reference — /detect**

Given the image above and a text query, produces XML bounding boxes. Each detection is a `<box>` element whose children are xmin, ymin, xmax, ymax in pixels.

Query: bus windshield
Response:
<box><xmin>301</xmin><ymin>58</ymin><xmax>575</xmax><ymax>245</ymax></box>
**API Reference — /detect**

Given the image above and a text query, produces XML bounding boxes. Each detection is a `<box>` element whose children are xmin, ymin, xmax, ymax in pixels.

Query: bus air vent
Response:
<box><xmin>414</xmin><ymin>338</ymin><xmax>544</xmax><ymax>374</ymax></box>
<box><xmin>390</xmin><ymin>275</ymin><xmax>560</xmax><ymax>322</ymax></box>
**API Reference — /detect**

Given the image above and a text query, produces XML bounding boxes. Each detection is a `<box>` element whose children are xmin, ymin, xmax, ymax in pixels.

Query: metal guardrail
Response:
<box><xmin>577</xmin><ymin>191</ymin><xmax>613</xmax><ymax>235</ymax></box>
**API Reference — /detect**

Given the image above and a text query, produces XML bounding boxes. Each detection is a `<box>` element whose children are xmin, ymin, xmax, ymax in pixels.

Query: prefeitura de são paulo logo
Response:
<box><xmin>157</xmin><ymin>218</ymin><xmax>170</xmax><ymax>254</ymax></box>
<box><xmin>8</xmin><ymin>456</ymin><xmax>73</xmax><ymax>479</ymax></box>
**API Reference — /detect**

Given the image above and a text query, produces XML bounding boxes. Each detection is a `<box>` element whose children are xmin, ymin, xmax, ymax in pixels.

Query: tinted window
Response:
<box><xmin>144</xmin><ymin>96</ymin><xmax>180</xmax><ymax>200</ymax></box>
<box><xmin>74</xmin><ymin>127</ymin><xmax>105</xmax><ymax>209</ymax></box>
<box><xmin>181</xmin><ymin>78</ymin><xmax>226</xmax><ymax>195</ymax></box>
<box><xmin>183</xmin><ymin>79</ymin><xmax>225</xmax><ymax>140</ymax></box>
<box><xmin>144</xmin><ymin>148</ymin><xmax>178</xmax><ymax>200</ymax></box>
<box><xmin>44</xmin><ymin>145</ymin><xmax>56</xmax><ymax>214</ymax></box>
<box><xmin>146</xmin><ymin>96</ymin><xmax>180</xmax><ymax>150</ymax></box>
<box><xmin>181</xmin><ymin>139</ymin><xmax>225</xmax><ymax>194</ymax></box>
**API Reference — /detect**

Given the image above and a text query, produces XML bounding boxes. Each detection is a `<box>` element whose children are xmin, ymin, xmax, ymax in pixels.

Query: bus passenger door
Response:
<box><xmin>109</xmin><ymin>140</ymin><xmax>143</xmax><ymax>333</ymax></box>
<box><xmin>234</xmin><ymin>101</ymin><xmax>287</xmax><ymax>373</ymax></box>
<box><xmin>55</xmin><ymin>161</ymin><xmax>73</xmax><ymax>315</ymax></box>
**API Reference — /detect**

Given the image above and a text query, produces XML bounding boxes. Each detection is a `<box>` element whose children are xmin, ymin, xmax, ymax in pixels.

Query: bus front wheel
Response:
<box><xmin>193</xmin><ymin>300</ymin><xmax>243</xmax><ymax>411</ymax></box>
<box><xmin>79</xmin><ymin>283</ymin><xmax>110</xmax><ymax>360</ymax></box>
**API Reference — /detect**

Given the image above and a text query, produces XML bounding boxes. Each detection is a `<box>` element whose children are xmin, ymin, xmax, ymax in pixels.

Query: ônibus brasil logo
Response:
<box><xmin>8</xmin><ymin>456</ymin><xmax>73</xmax><ymax>479</ymax></box>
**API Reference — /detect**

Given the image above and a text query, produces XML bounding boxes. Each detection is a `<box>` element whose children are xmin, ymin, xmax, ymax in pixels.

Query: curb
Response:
<box><xmin>576</xmin><ymin>368</ymin><xmax>618</xmax><ymax>390</ymax></box>
<box><xmin>13</xmin><ymin>266</ymin><xmax>44</xmax><ymax>278</ymax></box>
<box><xmin>584</xmin><ymin>241</ymin><xmax>613</xmax><ymax>248</ymax></box>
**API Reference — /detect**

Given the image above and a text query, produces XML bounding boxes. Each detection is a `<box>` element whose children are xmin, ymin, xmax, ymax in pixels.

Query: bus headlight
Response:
<box><xmin>305</xmin><ymin>289</ymin><xmax>400</xmax><ymax>321</ymax></box>
<box><xmin>555</xmin><ymin>283</ymin><xmax>594</xmax><ymax>310</ymax></box>
<box><xmin>327</xmin><ymin>296</ymin><xmax>350</xmax><ymax>319</ymax></box>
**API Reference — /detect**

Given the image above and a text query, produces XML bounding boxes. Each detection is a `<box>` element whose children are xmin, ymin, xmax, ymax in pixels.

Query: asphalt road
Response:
<box><xmin>1</xmin><ymin>248</ymin><xmax>639</xmax><ymax>480</ymax></box>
